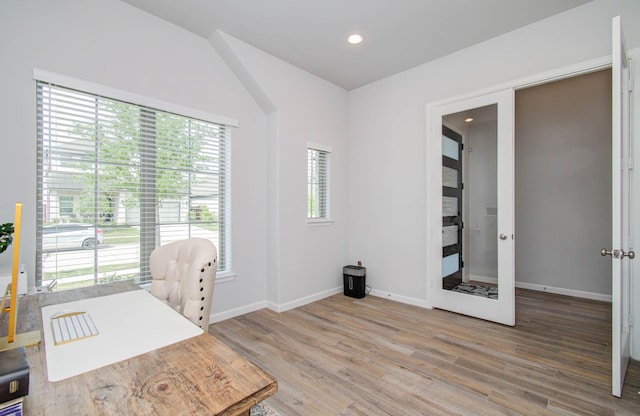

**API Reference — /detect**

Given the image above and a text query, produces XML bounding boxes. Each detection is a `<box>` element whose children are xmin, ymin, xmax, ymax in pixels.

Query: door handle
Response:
<box><xmin>622</xmin><ymin>250</ymin><xmax>636</xmax><ymax>259</ymax></box>
<box><xmin>601</xmin><ymin>248</ymin><xmax>624</xmax><ymax>259</ymax></box>
<box><xmin>499</xmin><ymin>233</ymin><xmax>507</xmax><ymax>240</ymax></box>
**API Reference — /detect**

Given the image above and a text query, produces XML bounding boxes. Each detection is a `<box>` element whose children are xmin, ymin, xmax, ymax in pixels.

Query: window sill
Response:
<box><xmin>215</xmin><ymin>271</ymin><xmax>237</xmax><ymax>283</ymax></box>
<box><xmin>138</xmin><ymin>271</ymin><xmax>237</xmax><ymax>291</ymax></box>
<box><xmin>307</xmin><ymin>218</ymin><xmax>334</xmax><ymax>226</ymax></box>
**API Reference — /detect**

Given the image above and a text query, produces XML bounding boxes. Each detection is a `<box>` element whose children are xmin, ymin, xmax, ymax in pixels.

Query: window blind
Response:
<box><xmin>36</xmin><ymin>82</ymin><xmax>230</xmax><ymax>290</ymax></box>
<box><xmin>307</xmin><ymin>147</ymin><xmax>330</xmax><ymax>219</ymax></box>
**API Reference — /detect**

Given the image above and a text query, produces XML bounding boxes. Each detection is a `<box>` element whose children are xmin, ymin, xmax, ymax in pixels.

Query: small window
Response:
<box><xmin>58</xmin><ymin>195</ymin><xmax>74</xmax><ymax>217</ymax></box>
<box><xmin>307</xmin><ymin>144</ymin><xmax>331</xmax><ymax>220</ymax></box>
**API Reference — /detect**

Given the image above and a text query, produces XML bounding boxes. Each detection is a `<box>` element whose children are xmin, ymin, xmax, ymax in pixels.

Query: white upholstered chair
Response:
<box><xmin>149</xmin><ymin>238</ymin><xmax>217</xmax><ymax>330</ymax></box>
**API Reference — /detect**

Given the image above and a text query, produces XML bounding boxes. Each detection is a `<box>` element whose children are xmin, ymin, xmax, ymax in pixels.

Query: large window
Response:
<box><xmin>307</xmin><ymin>144</ymin><xmax>331</xmax><ymax>220</ymax></box>
<box><xmin>36</xmin><ymin>81</ymin><xmax>231</xmax><ymax>290</ymax></box>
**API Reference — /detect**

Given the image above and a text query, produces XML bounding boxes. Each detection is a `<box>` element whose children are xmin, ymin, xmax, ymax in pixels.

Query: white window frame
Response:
<box><xmin>34</xmin><ymin>69</ymin><xmax>236</xmax><ymax>288</ymax></box>
<box><xmin>307</xmin><ymin>142</ymin><xmax>332</xmax><ymax>225</ymax></box>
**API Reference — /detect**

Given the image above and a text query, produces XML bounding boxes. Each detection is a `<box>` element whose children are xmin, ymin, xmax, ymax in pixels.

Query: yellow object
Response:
<box><xmin>0</xmin><ymin>202</ymin><xmax>41</xmax><ymax>351</ymax></box>
<box><xmin>7</xmin><ymin>202</ymin><xmax>22</xmax><ymax>343</ymax></box>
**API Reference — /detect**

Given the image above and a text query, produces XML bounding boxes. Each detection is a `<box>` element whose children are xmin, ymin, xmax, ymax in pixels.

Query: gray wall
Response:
<box><xmin>515</xmin><ymin>69</ymin><xmax>612</xmax><ymax>296</ymax></box>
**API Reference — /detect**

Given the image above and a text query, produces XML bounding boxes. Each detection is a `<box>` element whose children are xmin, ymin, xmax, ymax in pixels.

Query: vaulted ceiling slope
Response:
<box><xmin>122</xmin><ymin>0</ymin><xmax>593</xmax><ymax>90</ymax></box>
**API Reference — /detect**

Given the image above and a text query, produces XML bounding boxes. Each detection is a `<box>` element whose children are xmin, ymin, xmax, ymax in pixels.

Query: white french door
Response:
<box><xmin>427</xmin><ymin>15</ymin><xmax>633</xmax><ymax>393</ymax></box>
<box><xmin>428</xmin><ymin>89</ymin><xmax>515</xmax><ymax>326</ymax></box>
<box><xmin>608</xmin><ymin>15</ymin><xmax>634</xmax><ymax>398</ymax></box>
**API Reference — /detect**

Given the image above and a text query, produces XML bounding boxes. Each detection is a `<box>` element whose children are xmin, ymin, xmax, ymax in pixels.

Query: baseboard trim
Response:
<box><xmin>515</xmin><ymin>282</ymin><xmax>611</xmax><ymax>302</ymax></box>
<box><xmin>211</xmin><ymin>287</ymin><xmax>344</xmax><ymax>322</ymax></box>
<box><xmin>268</xmin><ymin>286</ymin><xmax>343</xmax><ymax>313</ymax></box>
<box><xmin>210</xmin><ymin>300</ymin><xmax>267</xmax><ymax>323</ymax></box>
<box><xmin>469</xmin><ymin>275</ymin><xmax>611</xmax><ymax>302</ymax></box>
<box><xmin>369</xmin><ymin>289</ymin><xmax>430</xmax><ymax>309</ymax></box>
<box><xmin>468</xmin><ymin>274</ymin><xmax>498</xmax><ymax>285</ymax></box>
<box><xmin>211</xmin><ymin>280</ymin><xmax>610</xmax><ymax>324</ymax></box>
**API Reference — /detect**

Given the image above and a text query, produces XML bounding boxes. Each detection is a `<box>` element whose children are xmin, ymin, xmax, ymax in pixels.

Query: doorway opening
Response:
<box><xmin>514</xmin><ymin>69</ymin><xmax>612</xmax><ymax>298</ymax></box>
<box><xmin>438</xmin><ymin>69</ymin><xmax>612</xmax><ymax>302</ymax></box>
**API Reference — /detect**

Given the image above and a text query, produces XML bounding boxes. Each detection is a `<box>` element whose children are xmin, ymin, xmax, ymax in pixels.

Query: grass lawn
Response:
<box><xmin>102</xmin><ymin>226</ymin><xmax>139</xmax><ymax>244</ymax></box>
<box><xmin>44</xmin><ymin>262</ymin><xmax>139</xmax><ymax>280</ymax></box>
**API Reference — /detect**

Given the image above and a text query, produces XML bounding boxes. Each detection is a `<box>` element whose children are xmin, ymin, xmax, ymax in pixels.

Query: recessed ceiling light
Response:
<box><xmin>465</xmin><ymin>117</ymin><xmax>474</xmax><ymax>123</ymax></box>
<box><xmin>347</xmin><ymin>33</ymin><xmax>364</xmax><ymax>45</ymax></box>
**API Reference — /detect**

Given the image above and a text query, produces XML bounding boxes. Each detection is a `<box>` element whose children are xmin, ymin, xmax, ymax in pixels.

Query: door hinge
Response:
<box><xmin>461</xmin><ymin>143</ymin><xmax>464</xmax><ymax>151</ymax></box>
<box><xmin>461</xmin><ymin>260</ymin><xmax>465</xmax><ymax>268</ymax></box>
<box><xmin>629</xmin><ymin>78</ymin><xmax>634</xmax><ymax>92</ymax></box>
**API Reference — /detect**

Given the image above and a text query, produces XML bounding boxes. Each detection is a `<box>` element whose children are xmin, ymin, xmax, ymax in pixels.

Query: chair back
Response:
<box><xmin>150</xmin><ymin>238</ymin><xmax>217</xmax><ymax>329</ymax></box>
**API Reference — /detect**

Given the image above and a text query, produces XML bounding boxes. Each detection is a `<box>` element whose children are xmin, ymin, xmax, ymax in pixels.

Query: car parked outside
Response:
<box><xmin>42</xmin><ymin>223</ymin><xmax>104</xmax><ymax>250</ymax></box>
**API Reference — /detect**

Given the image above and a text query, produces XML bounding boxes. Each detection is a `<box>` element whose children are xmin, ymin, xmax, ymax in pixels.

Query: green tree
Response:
<box><xmin>70</xmin><ymin>99</ymin><xmax>216</xmax><ymax>223</ymax></box>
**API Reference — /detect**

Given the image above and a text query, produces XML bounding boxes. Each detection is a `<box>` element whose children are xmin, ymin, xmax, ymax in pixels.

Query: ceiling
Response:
<box><xmin>122</xmin><ymin>0</ymin><xmax>593</xmax><ymax>90</ymax></box>
<box><xmin>445</xmin><ymin>104</ymin><xmax>498</xmax><ymax>128</ymax></box>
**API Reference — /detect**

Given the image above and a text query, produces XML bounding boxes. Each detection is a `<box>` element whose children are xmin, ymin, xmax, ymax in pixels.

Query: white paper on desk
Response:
<box><xmin>41</xmin><ymin>290</ymin><xmax>204</xmax><ymax>382</ymax></box>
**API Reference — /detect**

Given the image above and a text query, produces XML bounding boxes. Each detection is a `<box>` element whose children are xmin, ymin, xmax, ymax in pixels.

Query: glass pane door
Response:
<box><xmin>442</xmin><ymin>126</ymin><xmax>463</xmax><ymax>290</ymax></box>
<box><xmin>428</xmin><ymin>89</ymin><xmax>515</xmax><ymax>326</ymax></box>
<box><xmin>443</xmin><ymin>105</ymin><xmax>498</xmax><ymax>298</ymax></box>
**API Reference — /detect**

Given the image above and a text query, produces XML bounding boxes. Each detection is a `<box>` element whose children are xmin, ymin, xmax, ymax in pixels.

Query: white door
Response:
<box><xmin>607</xmin><ymin>15</ymin><xmax>634</xmax><ymax>398</ymax></box>
<box><xmin>428</xmin><ymin>89</ymin><xmax>515</xmax><ymax>326</ymax></box>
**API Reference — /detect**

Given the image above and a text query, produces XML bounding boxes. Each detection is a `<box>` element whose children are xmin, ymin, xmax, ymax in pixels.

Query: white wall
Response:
<box><xmin>0</xmin><ymin>0</ymin><xmax>270</xmax><ymax>315</ymax></box>
<box><xmin>210</xmin><ymin>33</ymin><xmax>350</xmax><ymax>309</ymax></box>
<box><xmin>348</xmin><ymin>0</ymin><xmax>640</xmax><ymax>351</ymax></box>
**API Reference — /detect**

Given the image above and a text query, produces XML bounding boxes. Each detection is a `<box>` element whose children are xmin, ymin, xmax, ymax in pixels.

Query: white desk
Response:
<box><xmin>41</xmin><ymin>290</ymin><xmax>203</xmax><ymax>382</ymax></box>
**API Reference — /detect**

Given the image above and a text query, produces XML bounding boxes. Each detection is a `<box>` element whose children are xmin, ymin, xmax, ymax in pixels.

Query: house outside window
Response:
<box><xmin>36</xmin><ymin>80</ymin><xmax>231</xmax><ymax>290</ymax></box>
<box><xmin>307</xmin><ymin>143</ymin><xmax>331</xmax><ymax>221</ymax></box>
<box><xmin>58</xmin><ymin>195</ymin><xmax>74</xmax><ymax>217</ymax></box>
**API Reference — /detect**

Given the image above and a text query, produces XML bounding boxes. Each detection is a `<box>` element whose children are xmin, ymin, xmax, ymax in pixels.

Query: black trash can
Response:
<box><xmin>343</xmin><ymin>265</ymin><xmax>366</xmax><ymax>298</ymax></box>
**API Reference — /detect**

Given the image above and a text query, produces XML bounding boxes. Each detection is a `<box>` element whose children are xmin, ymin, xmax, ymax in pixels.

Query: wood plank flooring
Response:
<box><xmin>209</xmin><ymin>289</ymin><xmax>640</xmax><ymax>415</ymax></box>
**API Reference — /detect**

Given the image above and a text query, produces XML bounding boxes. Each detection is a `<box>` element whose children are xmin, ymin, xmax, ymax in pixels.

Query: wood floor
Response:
<box><xmin>209</xmin><ymin>289</ymin><xmax>640</xmax><ymax>415</ymax></box>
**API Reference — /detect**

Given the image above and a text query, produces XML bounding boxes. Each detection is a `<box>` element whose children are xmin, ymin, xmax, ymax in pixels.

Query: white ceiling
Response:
<box><xmin>445</xmin><ymin>104</ymin><xmax>498</xmax><ymax>128</ymax></box>
<box><xmin>122</xmin><ymin>0</ymin><xmax>593</xmax><ymax>90</ymax></box>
